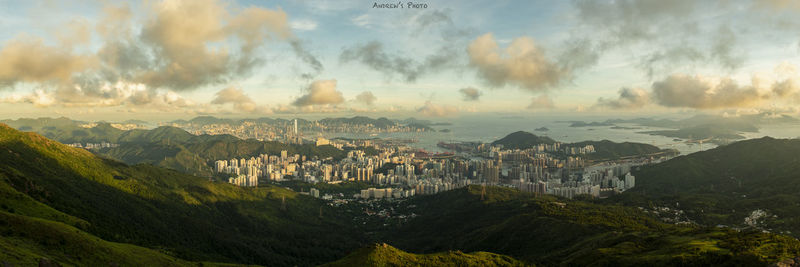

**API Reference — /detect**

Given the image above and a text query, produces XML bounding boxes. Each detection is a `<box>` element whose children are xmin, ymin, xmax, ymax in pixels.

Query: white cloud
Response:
<box><xmin>417</xmin><ymin>101</ymin><xmax>458</xmax><ymax>117</ymax></box>
<box><xmin>292</xmin><ymin>79</ymin><xmax>345</xmax><ymax>106</ymax></box>
<box><xmin>351</xmin><ymin>14</ymin><xmax>371</xmax><ymax>28</ymax></box>
<box><xmin>468</xmin><ymin>33</ymin><xmax>567</xmax><ymax>92</ymax></box>
<box><xmin>290</xmin><ymin>19</ymin><xmax>318</xmax><ymax>31</ymax></box>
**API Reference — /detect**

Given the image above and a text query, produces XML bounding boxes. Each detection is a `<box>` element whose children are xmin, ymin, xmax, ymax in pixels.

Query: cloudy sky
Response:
<box><xmin>1</xmin><ymin>0</ymin><xmax>800</xmax><ymax>120</ymax></box>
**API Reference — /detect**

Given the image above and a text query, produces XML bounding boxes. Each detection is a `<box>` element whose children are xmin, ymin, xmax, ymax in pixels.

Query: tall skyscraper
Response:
<box><xmin>294</xmin><ymin>119</ymin><xmax>298</xmax><ymax>135</ymax></box>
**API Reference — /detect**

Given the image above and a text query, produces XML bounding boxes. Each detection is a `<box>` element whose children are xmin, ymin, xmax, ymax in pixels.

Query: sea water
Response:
<box><xmin>320</xmin><ymin>114</ymin><xmax>800</xmax><ymax>156</ymax></box>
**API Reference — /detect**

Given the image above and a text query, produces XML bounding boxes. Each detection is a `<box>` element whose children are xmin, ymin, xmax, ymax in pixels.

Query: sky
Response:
<box><xmin>1</xmin><ymin>0</ymin><xmax>800</xmax><ymax>121</ymax></box>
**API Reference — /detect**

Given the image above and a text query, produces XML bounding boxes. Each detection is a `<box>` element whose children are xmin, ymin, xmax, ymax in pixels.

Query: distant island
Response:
<box><xmin>639</xmin><ymin>125</ymin><xmax>746</xmax><ymax>144</ymax></box>
<box><xmin>534</xmin><ymin>127</ymin><xmax>549</xmax><ymax>131</ymax></box>
<box><xmin>491</xmin><ymin>131</ymin><xmax>674</xmax><ymax>161</ymax></box>
<box><xmin>565</xmin><ymin>121</ymin><xmax>614</xmax><ymax>127</ymax></box>
<box><xmin>610</xmin><ymin>125</ymin><xmax>640</xmax><ymax>130</ymax></box>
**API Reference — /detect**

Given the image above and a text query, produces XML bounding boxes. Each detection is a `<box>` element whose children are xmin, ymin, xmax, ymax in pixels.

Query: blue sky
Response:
<box><xmin>0</xmin><ymin>0</ymin><xmax>799</xmax><ymax>121</ymax></box>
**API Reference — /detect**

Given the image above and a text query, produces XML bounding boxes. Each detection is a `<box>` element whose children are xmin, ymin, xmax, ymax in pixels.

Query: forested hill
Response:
<box><xmin>492</xmin><ymin>131</ymin><xmax>671</xmax><ymax>160</ymax></box>
<box><xmin>1</xmin><ymin>118</ymin><xmax>346</xmax><ymax>177</ymax></box>
<box><xmin>616</xmin><ymin>137</ymin><xmax>800</xmax><ymax>236</ymax></box>
<box><xmin>381</xmin><ymin>185</ymin><xmax>800</xmax><ymax>266</ymax></box>
<box><xmin>491</xmin><ymin>131</ymin><xmax>557</xmax><ymax>149</ymax></box>
<box><xmin>0</xmin><ymin>124</ymin><xmax>363</xmax><ymax>266</ymax></box>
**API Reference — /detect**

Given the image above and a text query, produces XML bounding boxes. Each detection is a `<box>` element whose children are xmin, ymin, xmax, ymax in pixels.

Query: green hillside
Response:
<box><xmin>384</xmin><ymin>185</ymin><xmax>800</xmax><ymax>266</ymax></box>
<box><xmin>2</xmin><ymin>117</ymin><xmax>347</xmax><ymax>176</ymax></box>
<box><xmin>492</xmin><ymin>131</ymin><xmax>557</xmax><ymax>149</ymax></box>
<box><xmin>0</xmin><ymin>124</ymin><xmax>362</xmax><ymax>266</ymax></box>
<box><xmin>493</xmin><ymin>131</ymin><xmax>673</xmax><ymax>161</ymax></box>
<box><xmin>322</xmin><ymin>243</ymin><xmax>529</xmax><ymax>267</ymax></box>
<box><xmin>96</xmin><ymin>138</ymin><xmax>346</xmax><ymax>176</ymax></box>
<box><xmin>4</xmin><ymin>122</ymin><xmax>800</xmax><ymax>266</ymax></box>
<box><xmin>570</xmin><ymin>140</ymin><xmax>672</xmax><ymax>160</ymax></box>
<box><xmin>0</xmin><ymin>211</ymin><xmax>200</xmax><ymax>266</ymax></box>
<box><xmin>616</xmin><ymin>137</ymin><xmax>800</xmax><ymax>236</ymax></box>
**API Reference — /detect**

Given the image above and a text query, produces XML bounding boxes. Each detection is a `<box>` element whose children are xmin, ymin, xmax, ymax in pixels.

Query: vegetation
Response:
<box><xmin>4</xmin><ymin>122</ymin><xmax>800</xmax><ymax>266</ymax></box>
<box><xmin>614</xmin><ymin>137</ymin><xmax>800</xmax><ymax>237</ymax></box>
<box><xmin>491</xmin><ymin>131</ymin><xmax>556</xmax><ymax>149</ymax></box>
<box><xmin>97</xmin><ymin>138</ymin><xmax>347</xmax><ymax>176</ymax></box>
<box><xmin>382</xmin><ymin>185</ymin><xmax>800</xmax><ymax>266</ymax></box>
<box><xmin>0</xmin><ymin>124</ymin><xmax>363</xmax><ymax>266</ymax></box>
<box><xmin>323</xmin><ymin>243</ymin><xmax>529</xmax><ymax>267</ymax></box>
<box><xmin>0</xmin><ymin>211</ymin><xmax>206</xmax><ymax>266</ymax></box>
<box><xmin>569</xmin><ymin>140</ymin><xmax>673</xmax><ymax>161</ymax></box>
<box><xmin>493</xmin><ymin>131</ymin><xmax>673</xmax><ymax>161</ymax></box>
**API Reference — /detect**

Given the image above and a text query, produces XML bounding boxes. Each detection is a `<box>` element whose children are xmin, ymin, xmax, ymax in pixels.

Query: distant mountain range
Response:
<box><xmin>0</xmin><ymin>117</ymin><xmax>345</xmax><ymax>176</ymax></box>
<box><xmin>565</xmin><ymin>113</ymin><xmax>799</xmax><ymax>143</ymax></box>
<box><xmin>167</xmin><ymin>115</ymin><xmax>435</xmax><ymax>131</ymax></box>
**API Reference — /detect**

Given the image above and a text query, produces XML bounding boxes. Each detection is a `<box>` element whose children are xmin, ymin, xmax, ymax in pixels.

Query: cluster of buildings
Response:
<box><xmin>210</xmin><ymin>132</ymin><xmax>669</xmax><ymax>201</ymax></box>
<box><xmin>66</xmin><ymin>142</ymin><xmax>119</xmax><ymax>150</ymax></box>
<box><xmin>359</xmin><ymin>187</ymin><xmax>415</xmax><ymax>199</ymax></box>
<box><xmin>164</xmin><ymin>118</ymin><xmax>427</xmax><ymax>142</ymax></box>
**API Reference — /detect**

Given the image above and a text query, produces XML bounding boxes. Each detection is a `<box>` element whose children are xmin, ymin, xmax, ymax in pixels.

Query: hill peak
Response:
<box><xmin>492</xmin><ymin>131</ymin><xmax>556</xmax><ymax>149</ymax></box>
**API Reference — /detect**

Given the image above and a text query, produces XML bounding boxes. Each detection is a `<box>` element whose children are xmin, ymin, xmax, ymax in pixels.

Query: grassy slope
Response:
<box><xmin>385</xmin><ymin>185</ymin><xmax>800</xmax><ymax>266</ymax></box>
<box><xmin>0</xmin><ymin>124</ymin><xmax>362</xmax><ymax>266</ymax></box>
<box><xmin>0</xmin><ymin>211</ymin><xmax>198</xmax><ymax>266</ymax></box>
<box><xmin>322</xmin><ymin>243</ymin><xmax>529</xmax><ymax>267</ymax></box>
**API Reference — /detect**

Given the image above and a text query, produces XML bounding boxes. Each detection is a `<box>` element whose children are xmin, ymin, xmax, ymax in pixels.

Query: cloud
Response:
<box><xmin>340</xmin><ymin>41</ymin><xmax>457</xmax><ymax>82</ymax></box>
<box><xmin>568</xmin><ymin>1</ymin><xmax>749</xmax><ymax>76</ymax></box>
<box><xmin>292</xmin><ymin>79</ymin><xmax>345</xmax><ymax>106</ymax></box>
<box><xmin>709</xmin><ymin>25</ymin><xmax>745</xmax><ymax>70</ymax></box>
<box><xmin>211</xmin><ymin>87</ymin><xmax>260</xmax><ymax>112</ymax></box>
<box><xmin>414</xmin><ymin>10</ymin><xmax>452</xmax><ymax>28</ymax></box>
<box><xmin>611</xmin><ymin>63</ymin><xmax>800</xmax><ymax>110</ymax></box>
<box><xmin>0</xmin><ymin>37</ymin><xmax>95</xmax><ymax>87</ymax></box>
<box><xmin>574</xmin><ymin>0</ymin><xmax>697</xmax><ymax>44</ymax></box>
<box><xmin>595</xmin><ymin>87</ymin><xmax>650</xmax><ymax>109</ymax></box>
<box><xmin>468</xmin><ymin>33</ymin><xmax>566</xmax><ymax>91</ymax></box>
<box><xmin>2</xmin><ymin>89</ymin><xmax>56</xmax><ymax>107</ymax></box>
<box><xmin>354</xmin><ymin>91</ymin><xmax>377</xmax><ymax>105</ymax></box>
<box><xmin>56</xmin><ymin>19</ymin><xmax>92</xmax><ymax>47</ymax></box>
<box><xmin>557</xmin><ymin>38</ymin><xmax>601</xmax><ymax>73</ymax></box>
<box><xmin>458</xmin><ymin>87</ymin><xmax>482</xmax><ymax>101</ymax></box>
<box><xmin>138</xmin><ymin>0</ymin><xmax>291</xmax><ymax>90</ymax></box>
<box><xmin>290</xmin><ymin>19</ymin><xmax>318</xmax><ymax>31</ymax></box>
<box><xmin>417</xmin><ymin>101</ymin><xmax>458</xmax><ymax>117</ymax></box>
<box><xmin>651</xmin><ymin>74</ymin><xmax>764</xmax><ymax>109</ymax></box>
<box><xmin>290</xmin><ymin>40</ymin><xmax>324</xmax><ymax>79</ymax></box>
<box><xmin>1</xmin><ymin>0</ymin><xmax>296</xmax><ymax>94</ymax></box>
<box><xmin>351</xmin><ymin>14</ymin><xmax>371</xmax><ymax>28</ymax></box>
<box><xmin>1</xmin><ymin>80</ymin><xmax>196</xmax><ymax>112</ymax></box>
<box><xmin>527</xmin><ymin>95</ymin><xmax>555</xmax><ymax>109</ymax></box>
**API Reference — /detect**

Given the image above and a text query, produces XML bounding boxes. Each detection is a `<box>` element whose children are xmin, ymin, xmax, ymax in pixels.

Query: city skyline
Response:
<box><xmin>1</xmin><ymin>0</ymin><xmax>800</xmax><ymax>121</ymax></box>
